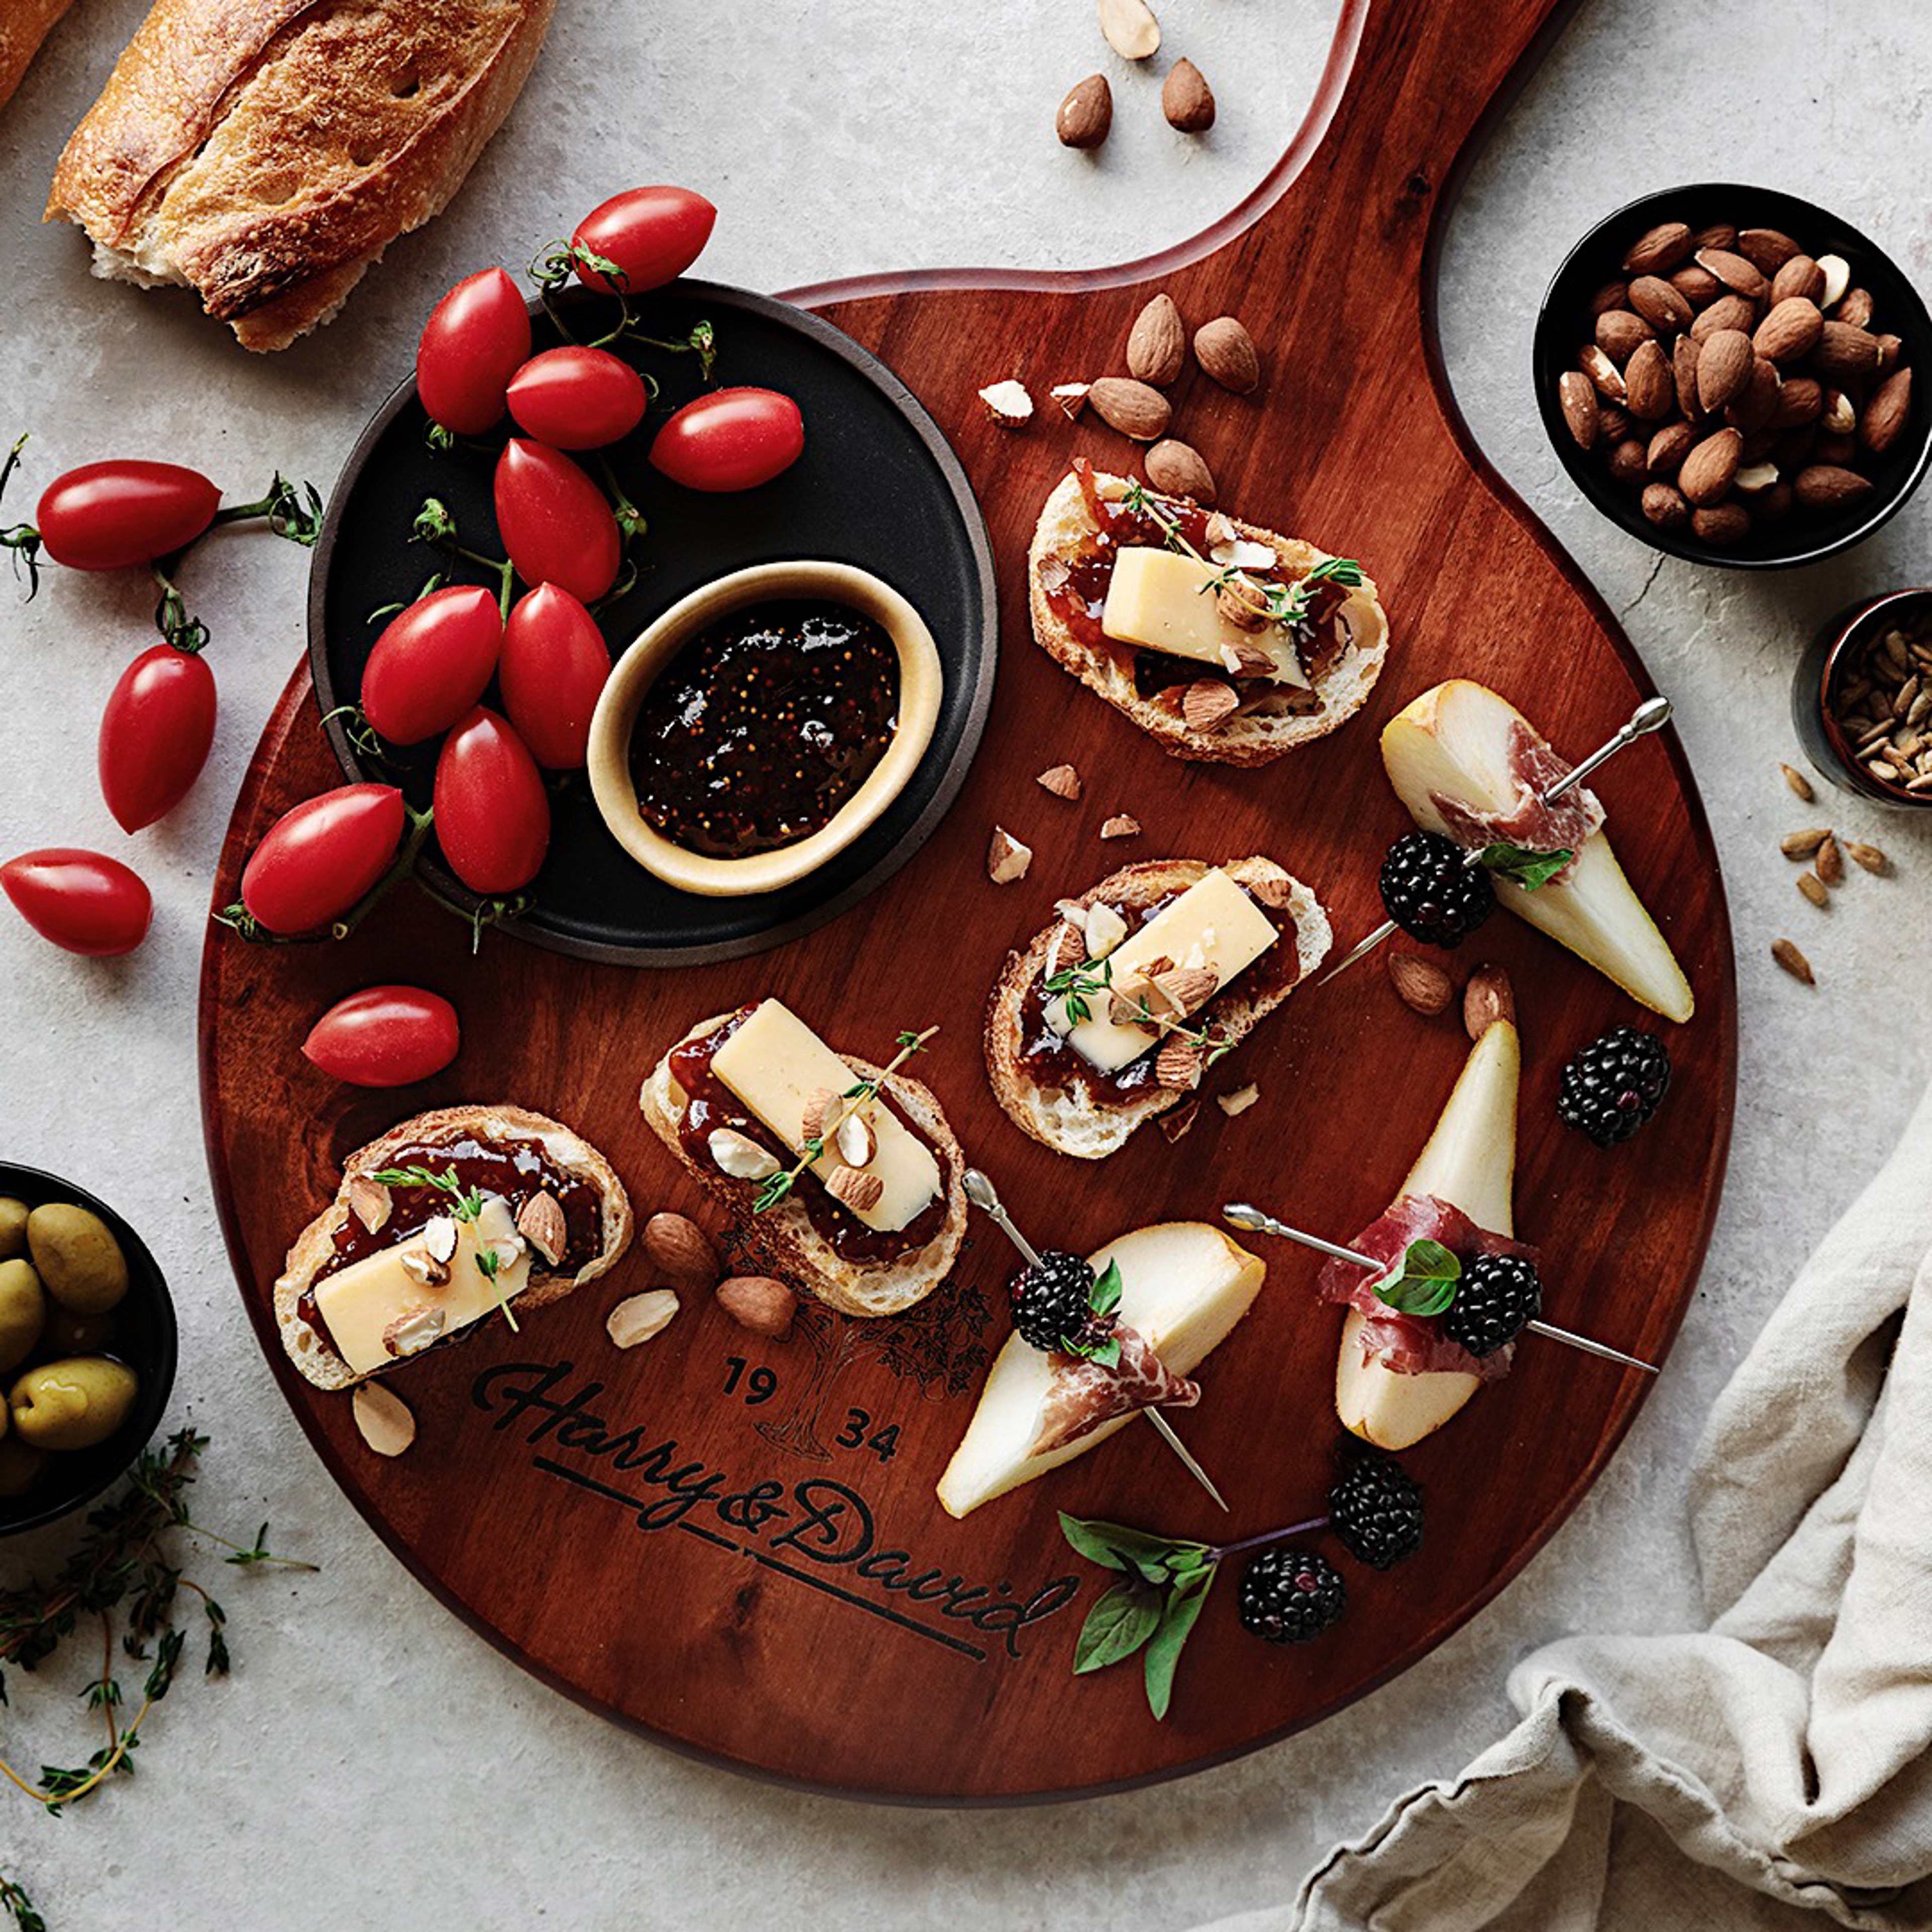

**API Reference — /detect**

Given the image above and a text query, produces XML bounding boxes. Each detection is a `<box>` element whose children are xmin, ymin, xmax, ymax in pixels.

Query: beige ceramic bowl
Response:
<box><xmin>587</xmin><ymin>561</ymin><xmax>943</xmax><ymax>897</ymax></box>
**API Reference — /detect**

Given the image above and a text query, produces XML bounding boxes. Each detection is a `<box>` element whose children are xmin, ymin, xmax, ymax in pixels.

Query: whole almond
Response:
<box><xmin>644</xmin><ymin>1211</ymin><xmax>719</xmax><ymax>1291</ymax></box>
<box><xmin>1589</xmin><ymin>279</ymin><xmax>1630</xmax><ymax>317</ymax></box>
<box><xmin>1725</xmin><ymin>357</ymin><xmax>1782</xmax><ymax>436</ymax></box>
<box><xmin>1387</xmin><ymin>953</ymin><xmax>1452</xmax><ymax>1016</ymax></box>
<box><xmin>1194</xmin><ymin>316</ymin><xmax>1260</xmax><ymax>393</ymax></box>
<box><xmin>1145</xmin><ymin>437</ymin><xmax>1215</xmax><ymax>502</ymax></box>
<box><xmin>607</xmin><ymin>1289</ymin><xmax>680</xmax><ymax>1349</ymax></box>
<box><xmin>1759</xmin><ymin>479</ymin><xmax>1795</xmax><ymax>522</ymax></box>
<box><xmin>1679</xmin><ymin>427</ymin><xmax>1742</xmax><ymax>506</ymax></box>
<box><xmin>1696</xmin><ymin>247</ymin><xmax>1769</xmax><ymax>302</ymax></box>
<box><xmin>1597</xmin><ymin>404</ymin><xmax>1633</xmax><ymax>442</ymax></box>
<box><xmin>1162</xmin><ymin>57</ymin><xmax>1215</xmax><ymax>132</ymax></box>
<box><xmin>1836</xmin><ymin>287</ymin><xmax>1876</xmax><ymax>331</ymax></box>
<box><xmin>1087</xmin><ymin>375</ymin><xmax>1171</xmax><ymax>440</ymax></box>
<box><xmin>1691</xmin><ymin>503</ymin><xmax>1750</xmax><ymax>545</ymax></box>
<box><xmin>1736</xmin><ymin>227</ymin><xmax>1801</xmax><ymax>275</ymax></box>
<box><xmin>1641</xmin><ymin>481</ymin><xmax>1689</xmax><ymax>531</ymax></box>
<box><xmin>1876</xmin><ymin>333</ymin><xmax>1903</xmax><ymax>375</ymax></box>
<box><xmin>1558</xmin><ymin>370</ymin><xmax>1599</xmax><ymax>450</ymax></box>
<box><xmin>1812</xmin><ymin>321</ymin><xmax>1882</xmax><ymax>381</ymax></box>
<box><xmin>1127</xmin><ymin>293</ymin><xmax>1186</xmax><ymax>386</ymax></box>
<box><xmin>1753</xmin><ymin>297</ymin><xmax>1822</xmax><ymax>364</ymax></box>
<box><xmin>1692</xmin><ymin>222</ymin><xmax>1737</xmax><ymax>253</ymax></box>
<box><xmin>1793</xmin><ymin>464</ymin><xmax>1874</xmax><ymax>510</ymax></box>
<box><xmin>1859</xmin><ymin>368</ymin><xmax>1912</xmax><ymax>457</ymax></box>
<box><xmin>1606</xmin><ymin>437</ymin><xmax>1647</xmax><ymax>488</ymax></box>
<box><xmin>1057</xmin><ymin>74</ymin><xmax>1112</xmax><ymax>149</ymax></box>
<box><xmin>1623</xmin><ymin>338</ymin><xmax>1673</xmax><ymax>420</ymax></box>
<box><xmin>1463</xmin><ymin>964</ymin><xmax>1515</xmax><ymax>1041</ymax></box>
<box><xmin>1696</xmin><ymin>330</ymin><xmax>1753</xmax><ymax>412</ymax></box>
<box><xmin>1771</xmin><ymin>255</ymin><xmax>1826</xmax><ymax>305</ymax></box>
<box><xmin>1672</xmin><ymin>335</ymin><xmax>1701</xmax><ymax>417</ymax></box>
<box><xmin>716</xmin><ymin>1274</ymin><xmax>797</xmax><ymax>1340</ymax></box>
<box><xmin>1628</xmin><ymin>276</ymin><xmax>1692</xmax><ymax>333</ymax></box>
<box><xmin>1622</xmin><ymin>221</ymin><xmax>1693</xmax><ymax>274</ymax></box>
<box><xmin>1646</xmin><ymin>420</ymin><xmax>1695</xmax><ymax>475</ymax></box>
<box><xmin>1579</xmin><ymin>344</ymin><xmax>1627</xmax><ymax>403</ymax></box>
<box><xmin>1769</xmin><ymin>375</ymin><xmax>1823</xmax><ymax>429</ymax></box>
<box><xmin>1814</xmin><ymin>431</ymin><xmax>1855</xmax><ymax>466</ymax></box>
<box><xmin>1097</xmin><ymin>0</ymin><xmax>1160</xmax><ymax>58</ymax></box>
<box><xmin>1670</xmin><ymin>262</ymin><xmax>1723</xmax><ymax>307</ymax></box>
<box><xmin>1594</xmin><ymin>309</ymin><xmax>1654</xmax><ymax>365</ymax></box>
<box><xmin>1692</xmin><ymin>294</ymin><xmax>1758</xmax><ymax>342</ymax></box>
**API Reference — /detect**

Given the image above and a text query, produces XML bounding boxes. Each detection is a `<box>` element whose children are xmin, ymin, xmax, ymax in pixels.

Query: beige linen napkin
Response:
<box><xmin>1217</xmin><ymin>1078</ymin><xmax>1932</xmax><ymax>1932</ymax></box>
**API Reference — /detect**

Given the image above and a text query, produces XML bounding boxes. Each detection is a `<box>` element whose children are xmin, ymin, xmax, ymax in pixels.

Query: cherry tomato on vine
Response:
<box><xmin>240</xmin><ymin>784</ymin><xmax>406</xmax><ymax>936</ymax></box>
<box><xmin>98</xmin><ymin>645</ymin><xmax>218</xmax><ymax>833</ymax></box>
<box><xmin>303</xmin><ymin>985</ymin><xmax>460</xmax><ymax>1087</ymax></box>
<box><xmin>494</xmin><ymin>439</ymin><xmax>620</xmax><ymax>602</ymax></box>
<box><xmin>500</xmin><ymin>584</ymin><xmax>610</xmax><ymax>769</ymax></box>
<box><xmin>649</xmin><ymin>388</ymin><xmax>804</xmax><ymax>494</ymax></box>
<box><xmin>506</xmin><ymin>346</ymin><xmax>650</xmax><ymax>451</ymax></box>
<box><xmin>2</xmin><ymin>850</ymin><xmax>151</xmax><ymax>956</ymax></box>
<box><xmin>433</xmin><ymin>707</ymin><xmax>549</xmax><ymax>896</ymax></box>
<box><xmin>416</xmin><ymin>268</ymin><xmax>532</xmax><ymax>437</ymax></box>
<box><xmin>361</xmin><ymin>584</ymin><xmax>504</xmax><ymax>745</ymax></box>
<box><xmin>571</xmin><ymin>186</ymin><xmax>716</xmax><ymax>296</ymax></box>
<box><xmin>36</xmin><ymin>462</ymin><xmax>220</xmax><ymax>571</ymax></box>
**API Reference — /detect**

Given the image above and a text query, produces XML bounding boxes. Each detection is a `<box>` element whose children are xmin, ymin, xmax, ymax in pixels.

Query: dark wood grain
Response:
<box><xmin>198</xmin><ymin>0</ymin><xmax>1737</xmax><ymax>1802</ymax></box>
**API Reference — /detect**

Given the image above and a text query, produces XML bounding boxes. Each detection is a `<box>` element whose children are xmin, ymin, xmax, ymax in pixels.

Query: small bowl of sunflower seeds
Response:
<box><xmin>1794</xmin><ymin>588</ymin><xmax>1932</xmax><ymax>808</ymax></box>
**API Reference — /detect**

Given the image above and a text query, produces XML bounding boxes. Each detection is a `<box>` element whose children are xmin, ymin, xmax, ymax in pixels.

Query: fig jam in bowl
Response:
<box><xmin>587</xmin><ymin>561</ymin><xmax>943</xmax><ymax>896</ymax></box>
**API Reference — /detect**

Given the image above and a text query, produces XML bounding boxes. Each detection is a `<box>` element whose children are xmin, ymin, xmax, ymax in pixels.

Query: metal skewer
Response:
<box><xmin>1317</xmin><ymin>695</ymin><xmax>1675</xmax><ymax>987</ymax></box>
<box><xmin>964</xmin><ymin>1169</ymin><xmax>1230</xmax><ymax>1510</ymax></box>
<box><xmin>1221</xmin><ymin>1202</ymin><xmax>1658</xmax><ymax>1374</ymax></box>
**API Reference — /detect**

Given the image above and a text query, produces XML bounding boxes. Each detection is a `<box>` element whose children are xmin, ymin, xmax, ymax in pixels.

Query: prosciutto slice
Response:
<box><xmin>1430</xmin><ymin>721</ymin><xmax>1605</xmax><ymax>873</ymax></box>
<box><xmin>1316</xmin><ymin>1194</ymin><xmax>1539</xmax><ymax>1384</ymax></box>
<box><xmin>1030</xmin><ymin>1323</ymin><xmax>1200</xmax><ymax>1456</ymax></box>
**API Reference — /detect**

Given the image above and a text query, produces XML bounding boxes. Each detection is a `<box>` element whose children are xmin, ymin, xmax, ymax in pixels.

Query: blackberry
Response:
<box><xmin>1443</xmin><ymin>1252</ymin><xmax>1542</xmax><ymax>1358</ymax></box>
<box><xmin>1557</xmin><ymin>1026</ymin><xmax>1672</xmax><ymax>1147</ymax></box>
<box><xmin>1328</xmin><ymin>1456</ymin><xmax>1425</xmax><ymax>1570</ymax></box>
<box><xmin>1378</xmin><ymin>831</ymin><xmax>1495</xmax><ymax>948</ymax></box>
<box><xmin>1010</xmin><ymin>1250</ymin><xmax>1108</xmax><ymax>1354</ymax></box>
<box><xmin>1238</xmin><ymin>1548</ymin><xmax>1347</xmax><ymax>1645</ymax></box>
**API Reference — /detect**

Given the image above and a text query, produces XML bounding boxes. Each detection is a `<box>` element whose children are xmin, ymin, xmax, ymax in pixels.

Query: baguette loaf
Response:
<box><xmin>46</xmin><ymin>0</ymin><xmax>555</xmax><ymax>351</ymax></box>
<box><xmin>0</xmin><ymin>0</ymin><xmax>75</xmax><ymax>114</ymax></box>
<box><xmin>275</xmin><ymin>1103</ymin><xmax>632</xmax><ymax>1391</ymax></box>
<box><xmin>1028</xmin><ymin>469</ymin><xmax>1389</xmax><ymax>765</ymax></box>
<box><xmin>986</xmin><ymin>857</ymin><xmax>1332</xmax><ymax>1159</ymax></box>
<box><xmin>641</xmin><ymin>1014</ymin><xmax>968</xmax><ymax>1321</ymax></box>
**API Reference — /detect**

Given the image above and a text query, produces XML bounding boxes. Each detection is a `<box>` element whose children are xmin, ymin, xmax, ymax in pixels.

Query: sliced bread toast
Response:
<box><xmin>986</xmin><ymin>856</ymin><xmax>1332</xmax><ymax>1159</ymax></box>
<box><xmin>1027</xmin><ymin>468</ymin><xmax>1388</xmax><ymax>765</ymax></box>
<box><xmin>641</xmin><ymin>1014</ymin><xmax>968</xmax><ymax>1320</ymax></box>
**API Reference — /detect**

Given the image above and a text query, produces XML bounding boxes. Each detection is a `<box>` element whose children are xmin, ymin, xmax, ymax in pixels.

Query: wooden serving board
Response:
<box><xmin>200</xmin><ymin>0</ymin><xmax>1737</xmax><ymax>1802</ymax></box>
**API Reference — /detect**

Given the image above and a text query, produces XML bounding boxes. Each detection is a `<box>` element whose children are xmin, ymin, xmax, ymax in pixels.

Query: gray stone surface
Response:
<box><xmin>1</xmin><ymin>1</ymin><xmax>1926</xmax><ymax>1926</ymax></box>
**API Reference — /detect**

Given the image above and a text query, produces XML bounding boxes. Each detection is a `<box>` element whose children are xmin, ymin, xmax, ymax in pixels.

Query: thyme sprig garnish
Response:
<box><xmin>1116</xmin><ymin>478</ymin><xmax>1365</xmax><ymax>634</ymax></box>
<box><xmin>0</xmin><ymin>1432</ymin><xmax>312</xmax><ymax>1918</ymax></box>
<box><xmin>752</xmin><ymin>1027</ymin><xmax>938</xmax><ymax>1215</ymax></box>
<box><xmin>1042</xmin><ymin>954</ymin><xmax>1233</xmax><ymax>1068</ymax></box>
<box><xmin>368</xmin><ymin>1165</ymin><xmax>520</xmax><ymax>1331</ymax></box>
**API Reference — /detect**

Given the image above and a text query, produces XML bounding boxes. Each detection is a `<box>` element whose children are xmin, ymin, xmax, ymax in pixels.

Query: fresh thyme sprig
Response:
<box><xmin>367</xmin><ymin>1166</ymin><xmax>519</xmax><ymax>1331</ymax></box>
<box><xmin>1042</xmin><ymin>954</ymin><xmax>1233</xmax><ymax>1068</ymax></box>
<box><xmin>752</xmin><ymin>1027</ymin><xmax>938</xmax><ymax>1215</ymax></box>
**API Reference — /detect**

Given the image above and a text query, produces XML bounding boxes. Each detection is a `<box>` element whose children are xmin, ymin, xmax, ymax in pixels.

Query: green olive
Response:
<box><xmin>0</xmin><ymin>1438</ymin><xmax>47</xmax><ymax>1497</ymax></box>
<box><xmin>0</xmin><ymin>1259</ymin><xmax>45</xmax><ymax>1376</ymax></box>
<box><xmin>27</xmin><ymin>1204</ymin><xmax>128</xmax><ymax>1315</ymax></box>
<box><xmin>0</xmin><ymin>1198</ymin><xmax>27</xmax><ymax>1262</ymax></box>
<box><xmin>40</xmin><ymin>1305</ymin><xmax>116</xmax><ymax>1357</ymax></box>
<box><xmin>10</xmin><ymin>1357</ymin><xmax>139</xmax><ymax>1452</ymax></box>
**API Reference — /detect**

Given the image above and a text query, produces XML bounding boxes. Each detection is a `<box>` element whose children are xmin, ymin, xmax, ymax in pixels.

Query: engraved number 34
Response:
<box><xmin>835</xmin><ymin>1407</ymin><xmax>901</xmax><ymax>1463</ymax></box>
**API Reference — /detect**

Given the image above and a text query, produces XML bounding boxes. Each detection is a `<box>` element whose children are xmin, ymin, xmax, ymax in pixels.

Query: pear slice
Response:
<box><xmin>938</xmin><ymin>1222</ymin><xmax>1265</xmax><ymax>1518</ymax></box>
<box><xmin>1335</xmin><ymin>1020</ymin><xmax>1518</xmax><ymax>1451</ymax></box>
<box><xmin>1381</xmin><ymin>680</ymin><xmax>1693</xmax><ymax>1023</ymax></box>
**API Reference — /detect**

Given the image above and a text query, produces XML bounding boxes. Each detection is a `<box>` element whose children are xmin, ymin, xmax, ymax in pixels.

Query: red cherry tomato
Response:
<box><xmin>98</xmin><ymin>645</ymin><xmax>217</xmax><ymax>832</ymax></box>
<box><xmin>36</xmin><ymin>462</ymin><xmax>220</xmax><ymax>571</ymax></box>
<box><xmin>500</xmin><ymin>585</ymin><xmax>611</xmax><ymax>769</ymax></box>
<box><xmin>240</xmin><ymin>784</ymin><xmax>406</xmax><ymax>936</ymax></box>
<box><xmin>361</xmin><ymin>584</ymin><xmax>505</xmax><ymax>746</ymax></box>
<box><xmin>506</xmin><ymin>347</ymin><xmax>649</xmax><ymax>451</ymax></box>
<box><xmin>303</xmin><ymin>985</ymin><xmax>460</xmax><ymax>1087</ymax></box>
<box><xmin>649</xmin><ymin>388</ymin><xmax>804</xmax><ymax>494</ymax></box>
<box><xmin>493</xmin><ymin>439</ymin><xmax>619</xmax><ymax>602</ymax></box>
<box><xmin>433</xmin><ymin>707</ymin><xmax>549</xmax><ymax>896</ymax></box>
<box><xmin>416</xmin><ymin>268</ymin><xmax>532</xmax><ymax>436</ymax></box>
<box><xmin>2</xmin><ymin>849</ymin><xmax>151</xmax><ymax>956</ymax></box>
<box><xmin>571</xmin><ymin>186</ymin><xmax>716</xmax><ymax>295</ymax></box>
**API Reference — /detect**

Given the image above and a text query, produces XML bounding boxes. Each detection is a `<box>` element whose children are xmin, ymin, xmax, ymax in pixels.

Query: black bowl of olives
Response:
<box><xmin>0</xmin><ymin>1164</ymin><xmax>178</xmax><ymax>1538</ymax></box>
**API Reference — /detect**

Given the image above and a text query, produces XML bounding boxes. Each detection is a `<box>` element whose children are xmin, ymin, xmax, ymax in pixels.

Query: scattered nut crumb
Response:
<box><xmin>1217</xmin><ymin>1084</ymin><xmax>1259</xmax><ymax>1117</ymax></box>
<box><xmin>1156</xmin><ymin>1099</ymin><xmax>1199</xmax><ymax>1143</ymax></box>
<box><xmin>1772</xmin><ymin>937</ymin><xmax>1816</xmax><ymax>985</ymax></box>
<box><xmin>1780</xmin><ymin>762</ymin><xmax>1815</xmax><ymax>801</ymax></box>
<box><xmin>1050</xmin><ymin>382</ymin><xmax>1090</xmax><ymax>420</ymax></box>
<box><xmin>607</xmin><ymin>1289</ymin><xmax>681</xmax><ymax>1349</ymax></box>
<box><xmin>977</xmin><ymin>379</ymin><xmax>1033</xmax><ymax>427</ymax></box>
<box><xmin>1099</xmin><ymin>814</ymin><xmax>1141</xmax><ymax>840</ymax></box>
<box><xmin>352</xmin><ymin>1383</ymin><xmax>416</xmax><ymax>1458</ymax></box>
<box><xmin>1036</xmin><ymin>763</ymin><xmax>1082</xmax><ymax>800</ymax></box>
<box><xmin>988</xmin><ymin>825</ymin><xmax>1033</xmax><ymax>882</ymax></box>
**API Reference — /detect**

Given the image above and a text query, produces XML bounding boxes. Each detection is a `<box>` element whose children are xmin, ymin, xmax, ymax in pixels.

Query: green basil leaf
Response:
<box><xmin>1143</xmin><ymin>1566</ymin><xmax>1216</xmax><ymax>1719</ymax></box>
<box><xmin>1089</xmin><ymin>1258</ymin><xmax>1123</xmax><ymax>1321</ymax></box>
<box><xmin>1084</xmin><ymin>1335</ymin><xmax>1122</xmax><ymax>1370</ymax></box>
<box><xmin>1074</xmin><ymin>1578</ymin><xmax>1163</xmax><ymax>1674</ymax></box>
<box><xmin>1372</xmin><ymin>1237</ymin><xmax>1462</xmax><ymax>1318</ymax></box>
<box><xmin>1058</xmin><ymin>1515</ymin><xmax>1198</xmax><ymax>1576</ymax></box>
<box><xmin>1479</xmin><ymin>842</ymin><xmax>1573</xmax><ymax>892</ymax></box>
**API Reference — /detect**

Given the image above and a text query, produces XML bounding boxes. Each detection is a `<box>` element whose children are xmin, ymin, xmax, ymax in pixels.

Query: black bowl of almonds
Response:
<box><xmin>1535</xmin><ymin>184</ymin><xmax>1932</xmax><ymax>568</ymax></box>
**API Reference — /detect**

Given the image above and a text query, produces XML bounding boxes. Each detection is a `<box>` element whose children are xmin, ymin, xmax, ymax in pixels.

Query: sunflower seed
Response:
<box><xmin>1780</xmin><ymin>763</ymin><xmax>1815</xmax><ymax>801</ymax></box>
<box><xmin>1797</xmin><ymin>872</ymin><xmax>1829</xmax><ymax>907</ymax></box>
<box><xmin>1781</xmin><ymin>827</ymin><xmax>1831</xmax><ymax>857</ymax></box>
<box><xmin>1845</xmin><ymin>840</ymin><xmax>1889</xmax><ymax>874</ymax></box>
<box><xmin>1815</xmin><ymin>834</ymin><xmax>1843</xmax><ymax>883</ymax></box>
<box><xmin>1772</xmin><ymin>938</ymin><xmax>1816</xmax><ymax>985</ymax></box>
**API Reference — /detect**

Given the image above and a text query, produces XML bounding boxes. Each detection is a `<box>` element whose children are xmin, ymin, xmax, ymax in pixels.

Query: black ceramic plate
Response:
<box><xmin>1534</xmin><ymin>183</ymin><xmax>1932</xmax><ymax>570</ymax></box>
<box><xmin>307</xmin><ymin>282</ymin><xmax>996</xmax><ymax>965</ymax></box>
